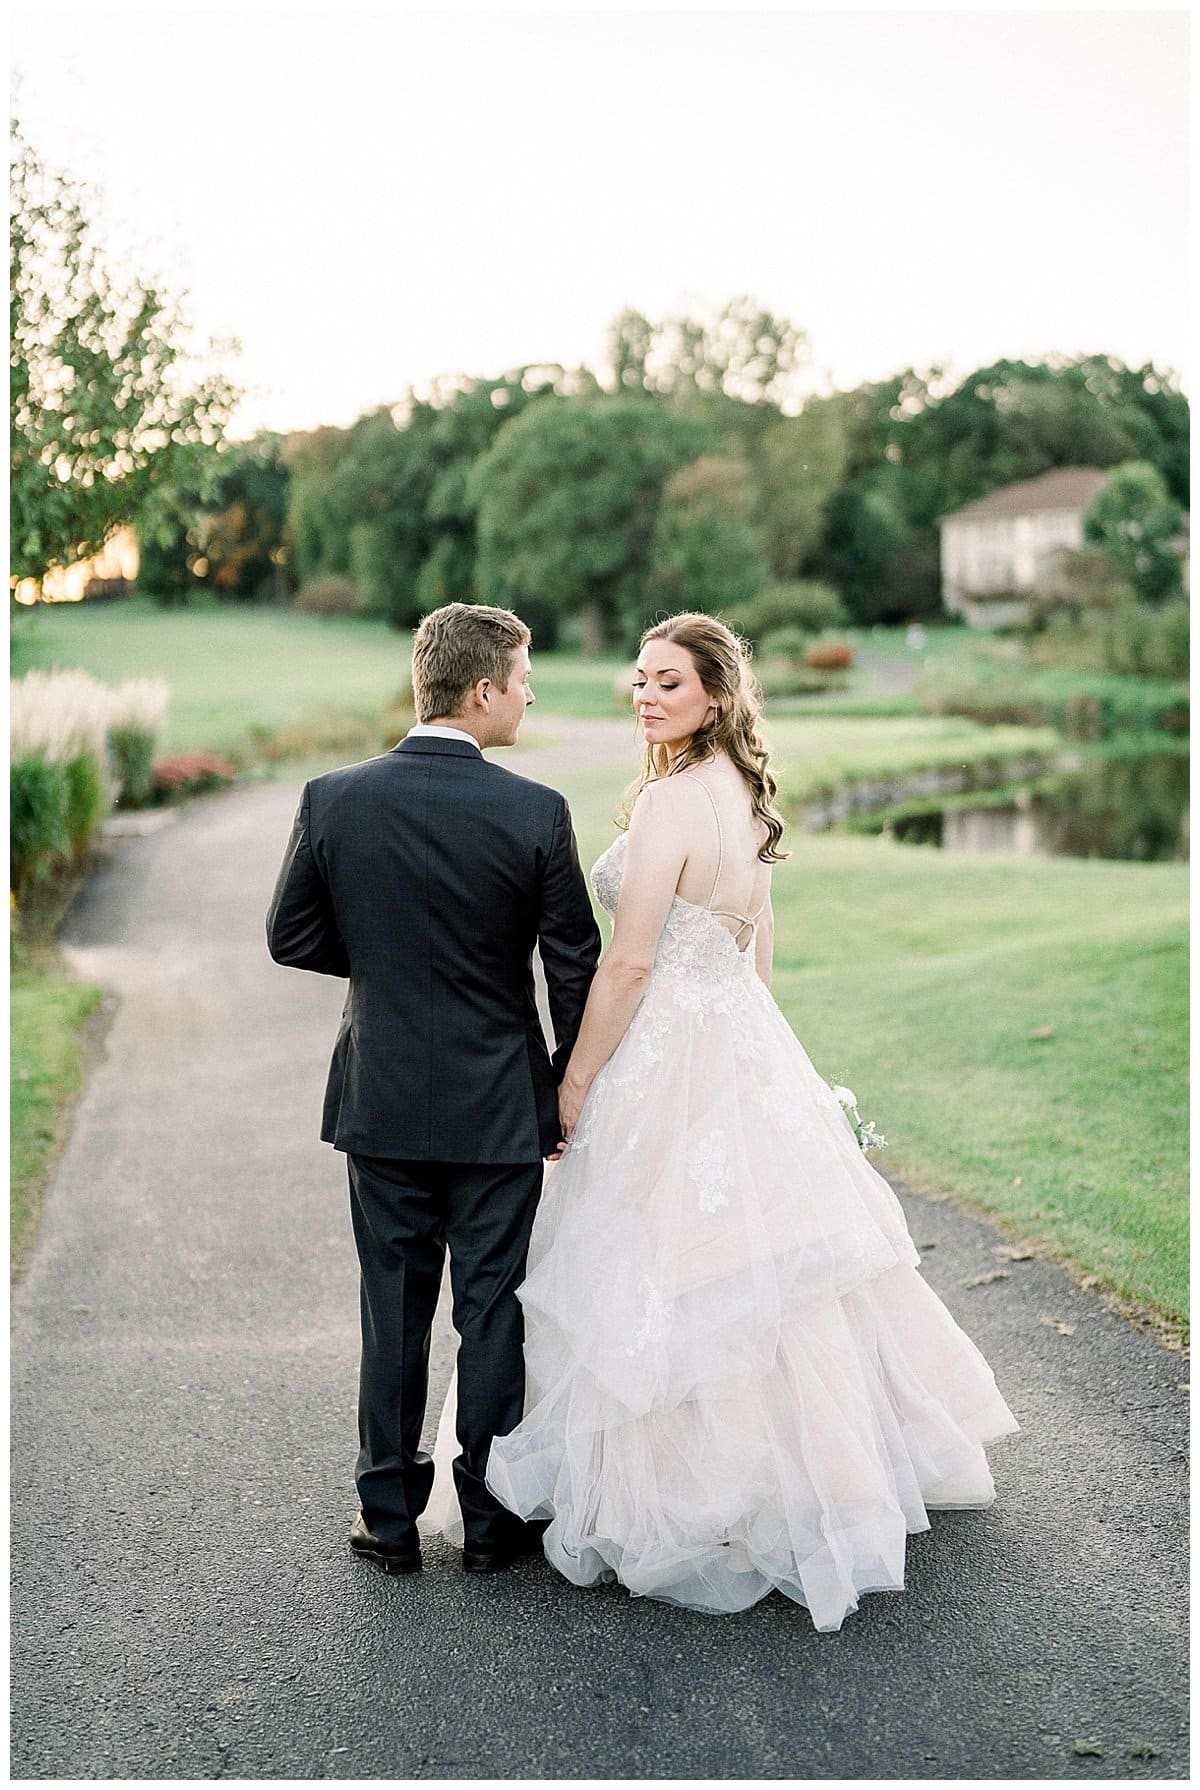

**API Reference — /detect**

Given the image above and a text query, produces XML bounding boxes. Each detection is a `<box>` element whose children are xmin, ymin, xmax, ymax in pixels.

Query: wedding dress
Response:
<box><xmin>426</xmin><ymin>780</ymin><xmax>1019</xmax><ymax>1630</ymax></box>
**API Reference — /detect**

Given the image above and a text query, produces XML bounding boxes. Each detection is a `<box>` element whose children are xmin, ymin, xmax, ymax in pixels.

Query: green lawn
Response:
<box><xmin>9</xmin><ymin>601</ymin><xmax>628</xmax><ymax>749</ymax></box>
<box><xmin>563</xmin><ymin>774</ymin><xmax>1189</xmax><ymax>1332</ymax></box>
<box><xmin>763</xmin><ymin>713</ymin><xmax>1061</xmax><ymax>805</ymax></box>
<box><xmin>9</xmin><ymin>601</ymin><xmax>1189</xmax><ymax>1331</ymax></box>
<box><xmin>10</xmin><ymin>966</ymin><xmax>103</xmax><ymax>1272</ymax></box>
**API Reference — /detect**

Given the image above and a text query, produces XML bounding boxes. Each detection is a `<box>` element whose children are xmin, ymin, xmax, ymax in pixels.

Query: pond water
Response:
<box><xmin>880</xmin><ymin>750</ymin><xmax>1189</xmax><ymax>862</ymax></box>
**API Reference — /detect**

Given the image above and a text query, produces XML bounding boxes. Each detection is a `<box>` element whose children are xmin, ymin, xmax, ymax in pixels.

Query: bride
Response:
<box><xmin>430</xmin><ymin>611</ymin><xmax>1019</xmax><ymax>1631</ymax></box>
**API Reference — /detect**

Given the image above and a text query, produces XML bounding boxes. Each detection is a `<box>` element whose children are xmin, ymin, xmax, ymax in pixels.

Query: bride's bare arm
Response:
<box><xmin>558</xmin><ymin>780</ymin><xmax>694</xmax><ymax>1137</ymax></box>
<box><xmin>755</xmin><ymin>892</ymin><xmax>775</xmax><ymax>989</ymax></box>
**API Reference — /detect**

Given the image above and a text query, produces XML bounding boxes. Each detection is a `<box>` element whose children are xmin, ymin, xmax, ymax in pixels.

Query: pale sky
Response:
<box><xmin>11</xmin><ymin>3</ymin><xmax>1192</xmax><ymax>437</ymax></box>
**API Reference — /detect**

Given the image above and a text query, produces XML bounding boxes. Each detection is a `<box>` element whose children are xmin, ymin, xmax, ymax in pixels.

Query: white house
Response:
<box><xmin>938</xmin><ymin>466</ymin><xmax>1111</xmax><ymax>628</ymax></box>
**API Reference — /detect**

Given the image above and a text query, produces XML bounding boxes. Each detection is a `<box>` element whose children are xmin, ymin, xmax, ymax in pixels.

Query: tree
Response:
<box><xmin>806</xmin><ymin>357</ymin><xmax>1189</xmax><ymax>621</ymax></box>
<box><xmin>648</xmin><ymin>456</ymin><xmax>771</xmax><ymax>618</ymax></box>
<box><xmin>282</xmin><ymin>426</ymin><xmax>352</xmax><ymax>584</ymax></box>
<box><xmin>605</xmin><ymin>297</ymin><xmax>810</xmax><ymax>412</ymax></box>
<box><xmin>749</xmin><ymin>404</ymin><xmax>849</xmax><ymax>579</ymax></box>
<box><xmin>143</xmin><ymin>433</ymin><xmax>292</xmax><ymax>604</ymax></box>
<box><xmin>418</xmin><ymin>369</ymin><xmax>570</xmax><ymax>606</ymax></box>
<box><xmin>1084</xmin><ymin>461</ymin><xmax>1185</xmax><ymax>606</ymax></box>
<box><xmin>469</xmin><ymin>396</ymin><xmax>718</xmax><ymax>650</ymax></box>
<box><xmin>10</xmin><ymin>116</ymin><xmax>240</xmax><ymax>584</ymax></box>
<box><xmin>325</xmin><ymin>406</ymin><xmax>440</xmax><ymax>625</ymax></box>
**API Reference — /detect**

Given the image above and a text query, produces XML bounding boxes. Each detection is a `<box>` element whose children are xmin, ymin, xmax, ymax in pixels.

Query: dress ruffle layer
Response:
<box><xmin>479</xmin><ymin>836</ymin><xmax>1019</xmax><ymax>1628</ymax></box>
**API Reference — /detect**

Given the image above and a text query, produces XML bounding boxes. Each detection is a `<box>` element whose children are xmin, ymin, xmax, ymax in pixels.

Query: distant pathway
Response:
<box><xmin>10</xmin><ymin>753</ymin><xmax>1188</xmax><ymax>1779</ymax></box>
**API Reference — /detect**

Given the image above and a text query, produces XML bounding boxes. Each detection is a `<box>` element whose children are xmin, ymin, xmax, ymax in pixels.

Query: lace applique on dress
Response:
<box><xmin>625</xmin><ymin>1276</ymin><xmax>670</xmax><ymax>1357</ymax></box>
<box><xmin>687</xmin><ymin>1129</ymin><xmax>733</xmax><ymax>1213</ymax></box>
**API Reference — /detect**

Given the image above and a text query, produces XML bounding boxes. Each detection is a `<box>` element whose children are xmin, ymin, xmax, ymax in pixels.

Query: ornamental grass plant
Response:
<box><xmin>107</xmin><ymin>678</ymin><xmax>169</xmax><ymax>808</ymax></box>
<box><xmin>10</xmin><ymin>670</ymin><xmax>114</xmax><ymax>893</ymax></box>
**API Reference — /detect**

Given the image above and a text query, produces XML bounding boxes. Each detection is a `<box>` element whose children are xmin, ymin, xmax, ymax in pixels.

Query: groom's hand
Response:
<box><xmin>543</xmin><ymin>1138</ymin><xmax>569</xmax><ymax>1163</ymax></box>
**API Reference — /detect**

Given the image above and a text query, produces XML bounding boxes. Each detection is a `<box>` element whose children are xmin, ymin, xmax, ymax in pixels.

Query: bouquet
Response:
<box><xmin>830</xmin><ymin>1083</ymin><xmax>888</xmax><ymax>1153</ymax></box>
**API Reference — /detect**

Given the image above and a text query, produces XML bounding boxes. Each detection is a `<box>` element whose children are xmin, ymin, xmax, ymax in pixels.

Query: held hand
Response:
<box><xmin>558</xmin><ymin>1071</ymin><xmax>591</xmax><ymax>1145</ymax></box>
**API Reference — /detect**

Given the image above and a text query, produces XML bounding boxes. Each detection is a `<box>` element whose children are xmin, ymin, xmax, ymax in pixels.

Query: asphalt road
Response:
<box><xmin>10</xmin><ymin>778</ymin><xmax>1189</xmax><ymax>1780</ymax></box>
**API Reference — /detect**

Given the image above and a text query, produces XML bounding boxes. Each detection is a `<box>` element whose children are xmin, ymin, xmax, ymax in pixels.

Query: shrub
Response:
<box><xmin>293</xmin><ymin>577</ymin><xmax>360</xmax><ymax>616</ymax></box>
<box><xmin>914</xmin><ymin>660</ymin><xmax>1188</xmax><ymax>739</ymax></box>
<box><xmin>10</xmin><ymin>669</ymin><xmax>111</xmax><ymax>771</ymax></box>
<box><xmin>152</xmin><ymin>752</ymin><xmax>238</xmax><ymax>802</ymax></box>
<box><xmin>63</xmin><ymin>751</ymin><xmax>108</xmax><ymax>856</ymax></box>
<box><xmin>724</xmin><ymin>580</ymin><xmax>847</xmax><ymax>645</ymax></box>
<box><xmin>1100</xmin><ymin>602</ymin><xmax>1190</xmax><ymax>680</ymax></box>
<box><xmin>10</xmin><ymin>754</ymin><xmax>71</xmax><ymax>895</ymax></box>
<box><xmin>803</xmin><ymin>639</ymin><xmax>854</xmax><ymax>672</ymax></box>
<box><xmin>10</xmin><ymin>669</ymin><xmax>113</xmax><ymax>888</ymax></box>
<box><xmin>108</xmin><ymin>678</ymin><xmax>170</xmax><ymax>808</ymax></box>
<box><xmin>757</xmin><ymin>626</ymin><xmax>811</xmax><ymax>663</ymax></box>
<box><xmin>109</xmin><ymin>728</ymin><xmax>158</xmax><ymax>808</ymax></box>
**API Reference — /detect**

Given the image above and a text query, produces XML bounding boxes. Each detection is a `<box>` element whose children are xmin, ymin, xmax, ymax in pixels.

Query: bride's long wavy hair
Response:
<box><xmin>618</xmin><ymin>612</ymin><xmax>789</xmax><ymax>863</ymax></box>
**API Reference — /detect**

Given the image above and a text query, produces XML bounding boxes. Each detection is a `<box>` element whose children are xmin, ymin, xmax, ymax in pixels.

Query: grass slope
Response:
<box><xmin>566</xmin><ymin>778</ymin><xmax>1188</xmax><ymax>1331</ymax></box>
<box><xmin>11</xmin><ymin>966</ymin><xmax>104</xmax><ymax>1272</ymax></box>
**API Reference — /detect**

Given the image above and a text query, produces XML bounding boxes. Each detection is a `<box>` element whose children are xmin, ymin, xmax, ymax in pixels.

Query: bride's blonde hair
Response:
<box><xmin>619</xmin><ymin>611</ymin><xmax>789</xmax><ymax>862</ymax></box>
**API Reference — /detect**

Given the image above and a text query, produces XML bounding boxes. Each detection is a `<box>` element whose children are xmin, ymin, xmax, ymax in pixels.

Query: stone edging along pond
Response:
<box><xmin>796</xmin><ymin>750</ymin><xmax>1083</xmax><ymax>832</ymax></box>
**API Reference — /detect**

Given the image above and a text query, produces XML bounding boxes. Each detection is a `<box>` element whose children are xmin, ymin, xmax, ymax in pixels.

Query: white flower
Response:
<box><xmin>831</xmin><ymin>1084</ymin><xmax>858</xmax><ymax>1110</ymax></box>
<box><xmin>10</xmin><ymin>669</ymin><xmax>111</xmax><ymax>766</ymax></box>
<box><xmin>108</xmin><ymin>678</ymin><xmax>169</xmax><ymax>736</ymax></box>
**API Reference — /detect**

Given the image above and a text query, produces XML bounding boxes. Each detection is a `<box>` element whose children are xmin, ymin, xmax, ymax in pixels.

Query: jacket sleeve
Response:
<box><xmin>265</xmin><ymin>785</ymin><xmax>351</xmax><ymax>978</ymax></box>
<box><xmin>538</xmin><ymin>796</ymin><xmax>602</xmax><ymax>1081</ymax></box>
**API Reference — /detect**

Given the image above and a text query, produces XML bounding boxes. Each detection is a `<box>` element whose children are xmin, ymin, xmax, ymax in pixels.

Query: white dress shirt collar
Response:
<box><xmin>404</xmin><ymin>723</ymin><xmax>483</xmax><ymax>753</ymax></box>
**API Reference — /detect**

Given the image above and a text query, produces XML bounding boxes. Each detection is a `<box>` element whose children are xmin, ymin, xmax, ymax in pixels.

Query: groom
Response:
<box><xmin>266</xmin><ymin>602</ymin><xmax>600</xmax><ymax>1574</ymax></box>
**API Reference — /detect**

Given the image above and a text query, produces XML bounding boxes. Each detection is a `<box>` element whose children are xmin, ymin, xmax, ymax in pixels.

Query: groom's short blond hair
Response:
<box><xmin>411</xmin><ymin>603</ymin><xmax>531</xmax><ymax>723</ymax></box>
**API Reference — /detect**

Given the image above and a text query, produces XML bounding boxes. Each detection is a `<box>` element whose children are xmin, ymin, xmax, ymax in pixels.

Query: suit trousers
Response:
<box><xmin>346</xmin><ymin>1152</ymin><xmax>543</xmax><ymax>1551</ymax></box>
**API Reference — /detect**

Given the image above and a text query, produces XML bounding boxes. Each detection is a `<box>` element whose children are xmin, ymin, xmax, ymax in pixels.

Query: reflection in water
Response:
<box><xmin>888</xmin><ymin>752</ymin><xmax>1189</xmax><ymax>862</ymax></box>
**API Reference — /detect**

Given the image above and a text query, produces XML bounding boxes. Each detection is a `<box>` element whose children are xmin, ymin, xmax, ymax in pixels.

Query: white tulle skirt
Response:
<box><xmin>424</xmin><ymin>960</ymin><xmax>1020</xmax><ymax>1630</ymax></box>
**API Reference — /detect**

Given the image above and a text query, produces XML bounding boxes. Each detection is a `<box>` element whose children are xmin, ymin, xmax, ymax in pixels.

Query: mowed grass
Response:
<box><xmin>9</xmin><ymin>601</ymin><xmax>629</xmax><ymax>748</ymax></box>
<box><xmin>10</xmin><ymin>601</ymin><xmax>1188</xmax><ymax>1328</ymax></box>
<box><xmin>563</xmin><ymin>772</ymin><xmax>1189</xmax><ymax>1331</ymax></box>
<box><xmin>10</xmin><ymin>967</ymin><xmax>103</xmax><ymax>1273</ymax></box>
<box><xmin>763</xmin><ymin>713</ymin><xmax>1062</xmax><ymax>803</ymax></box>
<box><xmin>11</xmin><ymin>603</ymin><xmax>1060</xmax><ymax>786</ymax></box>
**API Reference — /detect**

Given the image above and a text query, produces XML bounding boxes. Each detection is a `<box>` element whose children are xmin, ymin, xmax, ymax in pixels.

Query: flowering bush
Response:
<box><xmin>803</xmin><ymin>640</ymin><xmax>854</xmax><ymax>672</ymax></box>
<box><xmin>10</xmin><ymin>669</ymin><xmax>111</xmax><ymax>769</ymax></box>
<box><xmin>10</xmin><ymin>669</ymin><xmax>113</xmax><ymax>892</ymax></box>
<box><xmin>152</xmin><ymin>751</ymin><xmax>237</xmax><ymax>802</ymax></box>
<box><xmin>107</xmin><ymin>678</ymin><xmax>169</xmax><ymax>809</ymax></box>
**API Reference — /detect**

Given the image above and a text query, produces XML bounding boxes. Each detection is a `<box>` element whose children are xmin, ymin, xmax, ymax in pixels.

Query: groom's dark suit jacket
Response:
<box><xmin>266</xmin><ymin>735</ymin><xmax>601</xmax><ymax>1162</ymax></box>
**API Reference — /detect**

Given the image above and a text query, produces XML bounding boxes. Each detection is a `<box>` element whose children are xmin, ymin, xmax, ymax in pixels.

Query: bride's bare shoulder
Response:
<box><xmin>630</xmin><ymin>774</ymin><xmax>713</xmax><ymax>821</ymax></box>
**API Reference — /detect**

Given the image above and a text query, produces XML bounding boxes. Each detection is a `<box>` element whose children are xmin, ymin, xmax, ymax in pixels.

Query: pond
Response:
<box><xmin>872</xmin><ymin>750</ymin><xmax>1189</xmax><ymax>862</ymax></box>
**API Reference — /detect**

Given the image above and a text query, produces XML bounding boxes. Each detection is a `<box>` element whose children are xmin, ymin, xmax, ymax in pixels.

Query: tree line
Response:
<box><xmin>11</xmin><ymin>121</ymin><xmax>1189</xmax><ymax>648</ymax></box>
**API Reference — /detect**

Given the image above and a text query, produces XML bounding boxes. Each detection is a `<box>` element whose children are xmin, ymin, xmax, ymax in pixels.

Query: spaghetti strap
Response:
<box><xmin>680</xmin><ymin>772</ymin><xmax>765</xmax><ymax>947</ymax></box>
<box><xmin>680</xmin><ymin>773</ymin><xmax>724</xmax><ymax>909</ymax></box>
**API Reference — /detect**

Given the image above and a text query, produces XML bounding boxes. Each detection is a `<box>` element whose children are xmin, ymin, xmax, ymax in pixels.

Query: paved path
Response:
<box><xmin>10</xmin><ymin>777</ymin><xmax>1188</xmax><ymax>1780</ymax></box>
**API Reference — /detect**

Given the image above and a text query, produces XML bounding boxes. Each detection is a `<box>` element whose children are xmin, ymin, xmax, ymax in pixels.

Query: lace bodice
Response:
<box><xmin>591</xmin><ymin>831</ymin><xmax>759</xmax><ymax>989</ymax></box>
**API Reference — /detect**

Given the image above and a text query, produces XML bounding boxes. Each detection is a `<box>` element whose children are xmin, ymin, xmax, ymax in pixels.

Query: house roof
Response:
<box><xmin>942</xmin><ymin>466</ymin><xmax>1112</xmax><ymax>525</ymax></box>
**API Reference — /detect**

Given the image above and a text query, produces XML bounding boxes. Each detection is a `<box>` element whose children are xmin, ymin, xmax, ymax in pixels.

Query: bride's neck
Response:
<box><xmin>666</xmin><ymin>740</ymin><xmax>720</xmax><ymax>774</ymax></box>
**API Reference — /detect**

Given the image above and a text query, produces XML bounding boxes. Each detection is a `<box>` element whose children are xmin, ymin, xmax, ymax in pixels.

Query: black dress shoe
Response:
<box><xmin>349</xmin><ymin>1512</ymin><xmax>421</xmax><ymax>1575</ymax></box>
<box><xmin>462</xmin><ymin>1526</ymin><xmax>546</xmax><ymax>1574</ymax></box>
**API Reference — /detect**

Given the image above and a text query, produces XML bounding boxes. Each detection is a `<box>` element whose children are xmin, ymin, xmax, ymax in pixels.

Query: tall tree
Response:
<box><xmin>1084</xmin><ymin>461</ymin><xmax>1185</xmax><ymax>606</ymax></box>
<box><xmin>749</xmin><ymin>404</ymin><xmax>849</xmax><ymax>579</ymax></box>
<box><xmin>10</xmin><ymin>116</ymin><xmax>239</xmax><ymax>583</ymax></box>
<box><xmin>469</xmin><ymin>396</ymin><xmax>717</xmax><ymax>650</ymax></box>
<box><xmin>418</xmin><ymin>369</ymin><xmax>570</xmax><ymax>606</ymax></box>
<box><xmin>282</xmin><ymin>425</ymin><xmax>352</xmax><ymax>583</ymax></box>
<box><xmin>605</xmin><ymin>297</ymin><xmax>810</xmax><ymax>412</ymax></box>
<box><xmin>325</xmin><ymin>405</ymin><xmax>440</xmax><ymax>626</ymax></box>
<box><xmin>648</xmin><ymin>456</ymin><xmax>770</xmax><ymax>618</ymax></box>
